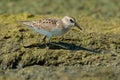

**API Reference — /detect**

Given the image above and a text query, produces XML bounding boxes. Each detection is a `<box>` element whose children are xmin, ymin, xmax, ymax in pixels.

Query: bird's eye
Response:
<box><xmin>70</xmin><ymin>19</ymin><xmax>74</xmax><ymax>23</ymax></box>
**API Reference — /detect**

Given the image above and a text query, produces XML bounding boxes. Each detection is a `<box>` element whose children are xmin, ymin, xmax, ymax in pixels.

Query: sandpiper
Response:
<box><xmin>19</xmin><ymin>16</ymin><xmax>82</xmax><ymax>47</ymax></box>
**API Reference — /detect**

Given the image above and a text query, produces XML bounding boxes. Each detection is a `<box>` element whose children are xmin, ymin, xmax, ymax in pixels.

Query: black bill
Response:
<box><xmin>75</xmin><ymin>23</ymin><xmax>82</xmax><ymax>30</ymax></box>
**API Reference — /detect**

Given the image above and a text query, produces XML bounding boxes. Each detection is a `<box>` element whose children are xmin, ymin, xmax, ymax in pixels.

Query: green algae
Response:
<box><xmin>0</xmin><ymin>65</ymin><xmax>120</xmax><ymax>80</ymax></box>
<box><xmin>0</xmin><ymin>14</ymin><xmax>120</xmax><ymax>67</ymax></box>
<box><xmin>0</xmin><ymin>0</ymin><xmax>120</xmax><ymax>79</ymax></box>
<box><xmin>0</xmin><ymin>14</ymin><xmax>120</xmax><ymax>79</ymax></box>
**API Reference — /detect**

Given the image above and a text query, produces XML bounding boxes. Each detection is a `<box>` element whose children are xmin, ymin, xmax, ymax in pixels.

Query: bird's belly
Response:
<box><xmin>30</xmin><ymin>26</ymin><xmax>52</xmax><ymax>38</ymax></box>
<box><xmin>51</xmin><ymin>29</ymin><xmax>67</xmax><ymax>36</ymax></box>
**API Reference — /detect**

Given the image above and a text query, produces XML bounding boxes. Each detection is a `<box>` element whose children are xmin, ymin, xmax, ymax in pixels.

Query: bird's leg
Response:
<box><xmin>42</xmin><ymin>35</ymin><xmax>47</xmax><ymax>47</ymax></box>
<box><xmin>42</xmin><ymin>36</ymin><xmax>47</xmax><ymax>42</ymax></box>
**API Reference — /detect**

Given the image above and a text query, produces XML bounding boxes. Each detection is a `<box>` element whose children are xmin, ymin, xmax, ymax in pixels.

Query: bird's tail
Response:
<box><xmin>17</xmin><ymin>20</ymin><xmax>33</xmax><ymax>26</ymax></box>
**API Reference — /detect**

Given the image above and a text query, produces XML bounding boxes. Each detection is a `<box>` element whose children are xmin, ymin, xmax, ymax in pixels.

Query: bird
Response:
<box><xmin>18</xmin><ymin>16</ymin><xmax>82</xmax><ymax>47</ymax></box>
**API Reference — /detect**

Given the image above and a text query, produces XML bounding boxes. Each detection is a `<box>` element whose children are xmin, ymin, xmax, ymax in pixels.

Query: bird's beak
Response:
<box><xmin>75</xmin><ymin>23</ymin><xmax>82</xmax><ymax>30</ymax></box>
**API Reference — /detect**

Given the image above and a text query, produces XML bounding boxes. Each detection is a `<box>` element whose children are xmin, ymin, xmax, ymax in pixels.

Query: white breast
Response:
<box><xmin>51</xmin><ymin>27</ymin><xmax>70</xmax><ymax>36</ymax></box>
<box><xmin>51</xmin><ymin>29</ymin><xmax>63</xmax><ymax>36</ymax></box>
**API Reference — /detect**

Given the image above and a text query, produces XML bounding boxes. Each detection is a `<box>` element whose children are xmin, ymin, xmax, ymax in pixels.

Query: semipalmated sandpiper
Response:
<box><xmin>19</xmin><ymin>16</ymin><xmax>82</xmax><ymax>47</ymax></box>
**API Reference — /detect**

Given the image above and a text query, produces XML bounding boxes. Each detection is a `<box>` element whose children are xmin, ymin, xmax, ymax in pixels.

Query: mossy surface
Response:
<box><xmin>0</xmin><ymin>0</ymin><xmax>120</xmax><ymax>79</ymax></box>
<box><xmin>0</xmin><ymin>14</ymin><xmax>120</xmax><ymax>80</ymax></box>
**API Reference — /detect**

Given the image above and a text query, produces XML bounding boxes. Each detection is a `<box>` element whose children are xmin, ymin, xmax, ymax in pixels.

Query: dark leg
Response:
<box><xmin>42</xmin><ymin>36</ymin><xmax>47</xmax><ymax>47</ymax></box>
<box><xmin>42</xmin><ymin>36</ymin><xmax>47</xmax><ymax>42</ymax></box>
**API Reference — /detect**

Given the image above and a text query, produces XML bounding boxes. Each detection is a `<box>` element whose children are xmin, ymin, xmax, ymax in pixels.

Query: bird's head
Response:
<box><xmin>62</xmin><ymin>16</ymin><xmax>82</xmax><ymax>30</ymax></box>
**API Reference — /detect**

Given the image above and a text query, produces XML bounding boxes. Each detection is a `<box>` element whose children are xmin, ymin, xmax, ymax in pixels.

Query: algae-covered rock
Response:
<box><xmin>0</xmin><ymin>14</ymin><xmax>120</xmax><ymax>80</ymax></box>
<box><xmin>0</xmin><ymin>0</ymin><xmax>120</xmax><ymax>79</ymax></box>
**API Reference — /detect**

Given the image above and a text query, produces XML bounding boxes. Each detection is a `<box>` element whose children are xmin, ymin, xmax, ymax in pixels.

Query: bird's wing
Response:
<box><xmin>19</xmin><ymin>18</ymin><xmax>61</xmax><ymax>32</ymax></box>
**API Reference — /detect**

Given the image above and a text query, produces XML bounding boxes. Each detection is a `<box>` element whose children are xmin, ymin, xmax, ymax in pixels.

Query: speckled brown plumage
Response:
<box><xmin>19</xmin><ymin>16</ymin><xmax>82</xmax><ymax>38</ymax></box>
